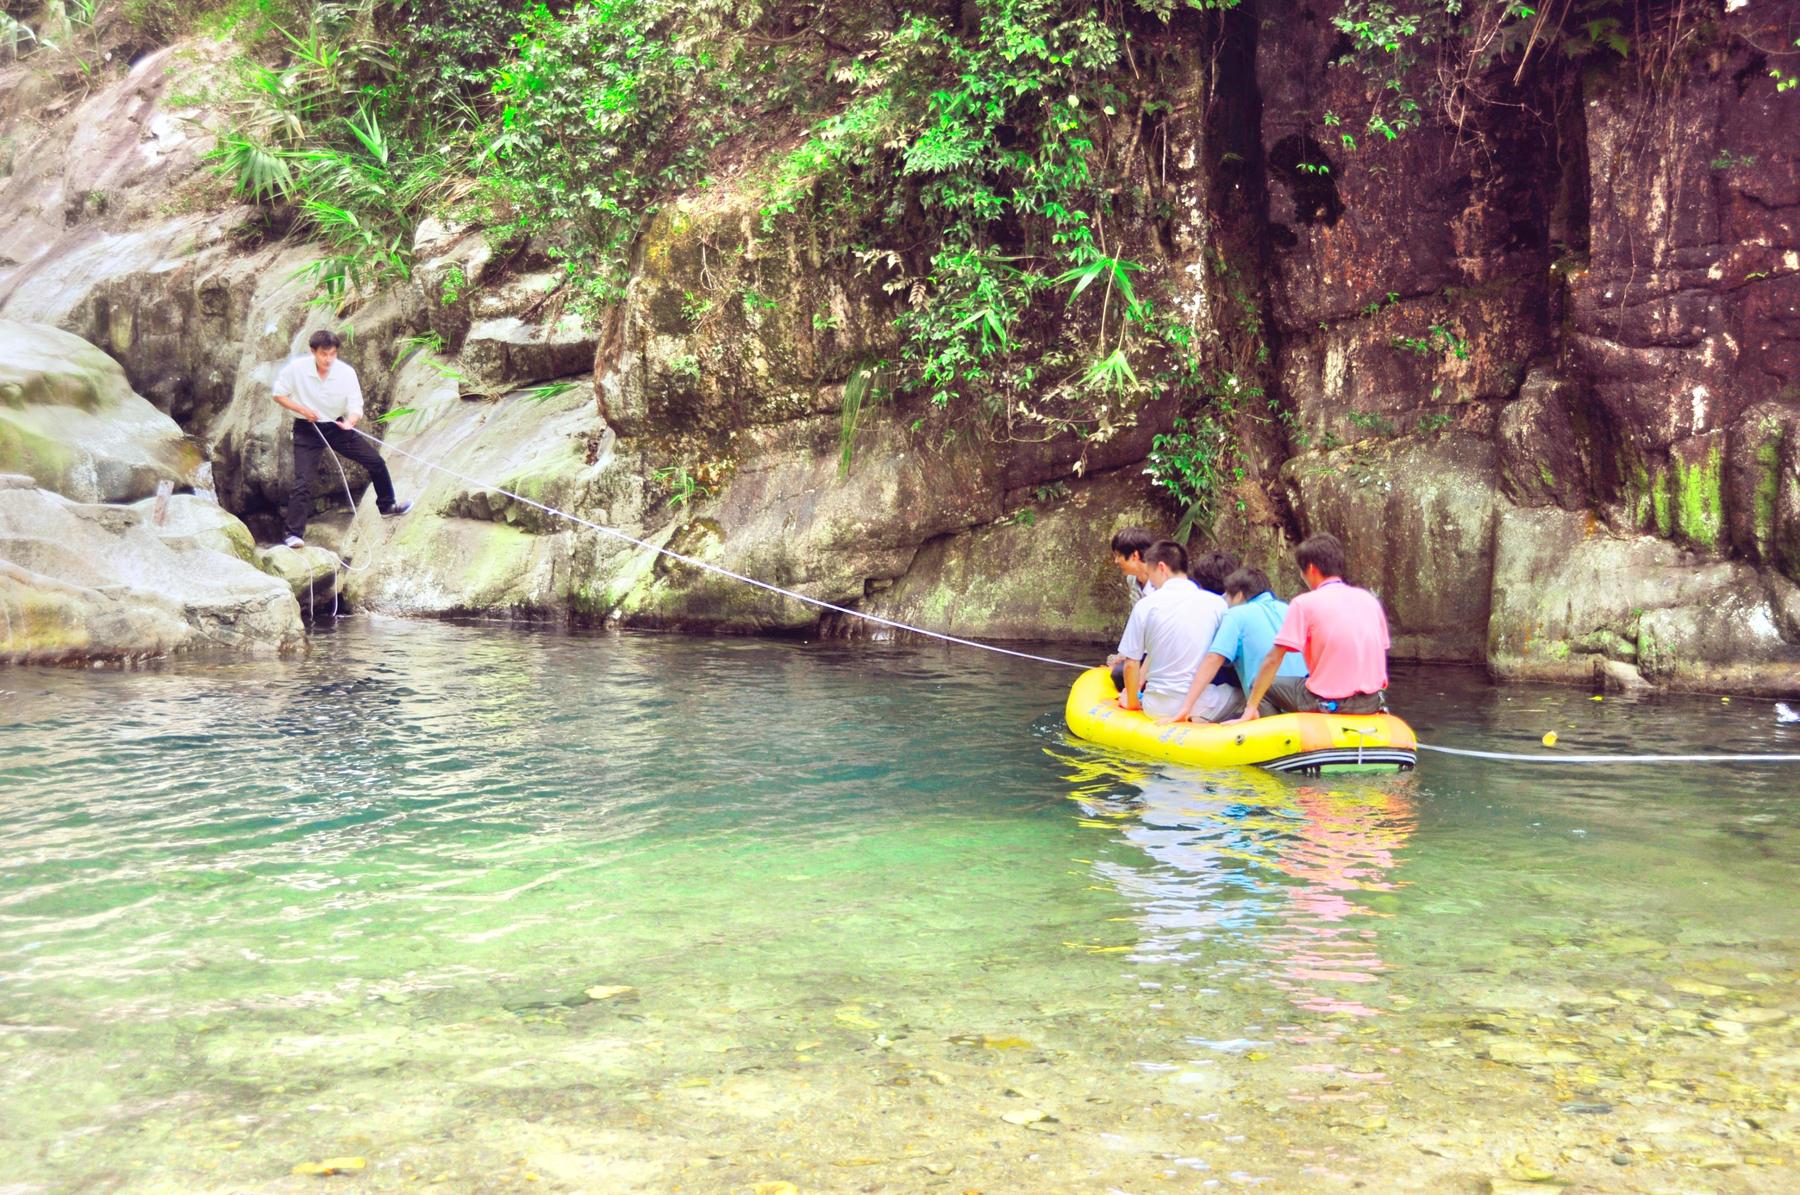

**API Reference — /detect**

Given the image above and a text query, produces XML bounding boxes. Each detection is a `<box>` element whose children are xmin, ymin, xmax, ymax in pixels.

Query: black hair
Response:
<box><xmin>308</xmin><ymin>329</ymin><xmax>343</xmax><ymax>351</ymax></box>
<box><xmin>1296</xmin><ymin>532</ymin><xmax>1349</xmax><ymax>581</ymax></box>
<box><xmin>1110</xmin><ymin>526</ymin><xmax>1157</xmax><ymax>559</ymax></box>
<box><xmin>1144</xmin><ymin>539</ymin><xmax>1188</xmax><ymax>575</ymax></box>
<box><xmin>1188</xmin><ymin>548</ymin><xmax>1239</xmax><ymax>594</ymax></box>
<box><xmin>1223</xmin><ymin>565</ymin><xmax>1273</xmax><ymax>600</ymax></box>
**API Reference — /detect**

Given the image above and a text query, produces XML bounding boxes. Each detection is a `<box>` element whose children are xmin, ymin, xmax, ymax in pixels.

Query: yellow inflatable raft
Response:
<box><xmin>1064</xmin><ymin>667</ymin><xmax>1416</xmax><ymax>773</ymax></box>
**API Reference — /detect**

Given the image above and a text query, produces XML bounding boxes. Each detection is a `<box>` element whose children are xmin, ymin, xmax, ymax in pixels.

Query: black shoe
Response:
<box><xmin>380</xmin><ymin>500</ymin><xmax>412</xmax><ymax>517</ymax></box>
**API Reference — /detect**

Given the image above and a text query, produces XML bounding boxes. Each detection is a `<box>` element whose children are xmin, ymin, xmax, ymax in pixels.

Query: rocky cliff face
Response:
<box><xmin>0</xmin><ymin>2</ymin><xmax>1795</xmax><ymax>691</ymax></box>
<box><xmin>1244</xmin><ymin>0</ymin><xmax>1800</xmax><ymax>692</ymax></box>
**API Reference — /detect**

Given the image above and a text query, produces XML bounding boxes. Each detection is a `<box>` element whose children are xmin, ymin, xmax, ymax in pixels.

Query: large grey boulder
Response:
<box><xmin>0</xmin><ymin>320</ymin><xmax>201</xmax><ymax>501</ymax></box>
<box><xmin>1497</xmin><ymin>369</ymin><xmax>1598</xmax><ymax>510</ymax></box>
<box><xmin>339</xmin><ymin>370</ymin><xmax>1009</xmax><ymax>633</ymax></box>
<box><xmin>133</xmin><ymin>490</ymin><xmax>255</xmax><ymax>561</ymax></box>
<box><xmin>252</xmin><ymin>543</ymin><xmax>342</xmax><ymax>609</ymax></box>
<box><xmin>0</xmin><ymin>484</ymin><xmax>304</xmax><ymax>663</ymax></box>
<box><xmin>1283</xmin><ymin>431</ymin><xmax>1500</xmax><ymax>661</ymax></box>
<box><xmin>622</xmin><ymin>415</ymin><xmax>998</xmax><ymax>631</ymax></box>
<box><xmin>341</xmin><ymin>368</ymin><xmax>637</xmax><ymax>617</ymax></box>
<box><xmin>1487</xmin><ymin>506</ymin><xmax>1800</xmax><ymax>694</ymax></box>
<box><xmin>844</xmin><ymin>468</ymin><xmax>1163</xmax><ymax>643</ymax></box>
<box><xmin>462</xmin><ymin>314</ymin><xmax>600</xmax><ymax>391</ymax></box>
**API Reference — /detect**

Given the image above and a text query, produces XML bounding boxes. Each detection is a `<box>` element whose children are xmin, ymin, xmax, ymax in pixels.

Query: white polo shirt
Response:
<box><xmin>272</xmin><ymin>356</ymin><xmax>364</xmax><ymax>422</ymax></box>
<box><xmin>1117</xmin><ymin>576</ymin><xmax>1228</xmax><ymax>698</ymax></box>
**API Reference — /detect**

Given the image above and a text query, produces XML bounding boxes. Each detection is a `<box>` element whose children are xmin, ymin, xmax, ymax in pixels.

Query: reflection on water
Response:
<box><xmin>1</xmin><ymin>621</ymin><xmax>1796</xmax><ymax>1193</ymax></box>
<box><xmin>1058</xmin><ymin>751</ymin><xmax>1416</xmax><ymax>1018</ymax></box>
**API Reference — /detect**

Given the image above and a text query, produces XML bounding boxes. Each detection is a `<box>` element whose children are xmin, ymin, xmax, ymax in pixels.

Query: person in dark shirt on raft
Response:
<box><xmin>1184</xmin><ymin>547</ymin><xmax>1241</xmax><ymax>690</ymax></box>
<box><xmin>1187</xmin><ymin>548</ymin><xmax>1238</xmax><ymax>598</ymax></box>
<box><xmin>1105</xmin><ymin>526</ymin><xmax>1156</xmax><ymax>692</ymax></box>
<box><xmin>1232</xmin><ymin>532</ymin><xmax>1391</xmax><ymax>720</ymax></box>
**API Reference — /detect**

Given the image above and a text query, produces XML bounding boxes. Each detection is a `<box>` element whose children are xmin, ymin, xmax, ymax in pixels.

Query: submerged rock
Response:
<box><xmin>1485</xmin><ymin>1040</ymin><xmax>1584</xmax><ymax>1066</ymax></box>
<box><xmin>291</xmin><ymin>1156</ymin><xmax>367</xmax><ymax>1177</ymax></box>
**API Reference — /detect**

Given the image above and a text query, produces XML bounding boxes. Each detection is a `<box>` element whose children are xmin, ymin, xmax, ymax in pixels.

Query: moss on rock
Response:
<box><xmin>1669</xmin><ymin>435</ymin><xmax>1723</xmax><ymax>550</ymax></box>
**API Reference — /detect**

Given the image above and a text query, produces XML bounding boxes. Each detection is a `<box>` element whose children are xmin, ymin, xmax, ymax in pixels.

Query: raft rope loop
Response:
<box><xmin>320</xmin><ymin>424</ymin><xmax>1800</xmax><ymax>766</ymax></box>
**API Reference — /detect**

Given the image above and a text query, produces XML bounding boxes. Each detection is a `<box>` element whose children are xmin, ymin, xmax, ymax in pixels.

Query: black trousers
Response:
<box><xmin>286</xmin><ymin>419</ymin><xmax>396</xmax><ymax>537</ymax></box>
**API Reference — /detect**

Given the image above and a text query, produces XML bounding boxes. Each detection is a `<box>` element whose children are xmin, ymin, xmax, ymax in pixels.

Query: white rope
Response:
<box><xmin>342</xmin><ymin>424</ymin><xmax>1091</xmax><ymax>670</ymax></box>
<box><xmin>1417</xmin><ymin>743</ymin><xmax>1800</xmax><ymax>764</ymax></box>
<box><xmin>331</xmin><ymin>424</ymin><xmax>1800</xmax><ymax>768</ymax></box>
<box><xmin>312</xmin><ymin>424</ymin><xmax>373</xmax><ymax>576</ymax></box>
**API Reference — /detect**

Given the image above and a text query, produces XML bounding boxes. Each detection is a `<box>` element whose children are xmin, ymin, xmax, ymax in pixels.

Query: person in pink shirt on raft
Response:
<box><xmin>1232</xmin><ymin>532</ymin><xmax>1391</xmax><ymax>720</ymax></box>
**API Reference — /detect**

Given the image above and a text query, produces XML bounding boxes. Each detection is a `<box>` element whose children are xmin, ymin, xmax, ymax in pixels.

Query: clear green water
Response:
<box><xmin>1</xmin><ymin>620</ymin><xmax>1795</xmax><ymax>1194</ymax></box>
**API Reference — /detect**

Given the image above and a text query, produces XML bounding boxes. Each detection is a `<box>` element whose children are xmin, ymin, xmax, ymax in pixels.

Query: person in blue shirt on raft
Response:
<box><xmin>1154</xmin><ymin>565</ymin><xmax>1311</xmax><ymax>724</ymax></box>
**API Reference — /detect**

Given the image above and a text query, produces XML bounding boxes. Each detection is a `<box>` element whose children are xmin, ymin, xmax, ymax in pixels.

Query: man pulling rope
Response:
<box><xmin>271</xmin><ymin>330</ymin><xmax>412</xmax><ymax>549</ymax></box>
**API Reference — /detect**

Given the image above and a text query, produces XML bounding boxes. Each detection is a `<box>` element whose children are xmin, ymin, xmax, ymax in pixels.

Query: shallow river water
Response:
<box><xmin>1</xmin><ymin>620</ymin><xmax>1796</xmax><ymax>1194</ymax></box>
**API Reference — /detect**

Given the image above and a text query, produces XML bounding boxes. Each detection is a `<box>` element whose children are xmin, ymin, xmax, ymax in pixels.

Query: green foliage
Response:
<box><xmin>391</xmin><ymin>330</ymin><xmax>445</xmax><ymax>368</ymax></box>
<box><xmin>121</xmin><ymin>0</ymin><xmax>304</xmax><ymax>44</ymax></box>
<box><xmin>190</xmin><ymin>1</ymin><xmax>1259</xmax><ymax>429</ymax></box>
<box><xmin>1</xmin><ymin>12</ymin><xmax>45</xmax><ymax>55</ymax></box>
<box><xmin>1416</xmin><ymin>411</ymin><xmax>1453</xmax><ymax>433</ymax></box>
<box><xmin>767</xmin><ymin>2</ymin><xmax>1246</xmax><ymax>424</ymax></box>
<box><xmin>1346</xmin><ymin>410</ymin><xmax>1397</xmax><ymax>437</ymax></box>
<box><xmin>485</xmin><ymin>0</ymin><xmax>757</xmax><ymax>306</ymax></box>
<box><xmin>518</xmin><ymin>380</ymin><xmax>578</xmax><ymax>403</ymax></box>
<box><xmin>1773</xmin><ymin>37</ymin><xmax>1800</xmax><ymax>92</ymax></box>
<box><xmin>207</xmin><ymin>5</ymin><xmax>467</xmax><ymax>307</ymax></box>
<box><xmin>1324</xmin><ymin>1</ymin><xmax>1667</xmax><ymax>158</ymax></box>
<box><xmin>1327</xmin><ymin>1</ymin><xmax>1431</xmax><ymax>144</ymax></box>
<box><xmin>1360</xmin><ymin>291</ymin><xmax>1400</xmax><ymax>318</ymax></box>
<box><xmin>652</xmin><ymin>464</ymin><xmax>710</xmax><ymax>508</ymax></box>
<box><xmin>1392</xmin><ymin>322</ymin><xmax>1470</xmax><ymax>360</ymax></box>
<box><xmin>837</xmin><ymin>361</ymin><xmax>888</xmax><ymax>480</ymax></box>
<box><xmin>1145</xmin><ymin>412</ymin><xmax>1235</xmax><ymax>541</ymax></box>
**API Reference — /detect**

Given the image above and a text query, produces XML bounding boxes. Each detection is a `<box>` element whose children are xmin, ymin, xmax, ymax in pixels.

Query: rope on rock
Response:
<box><xmin>339</xmin><ymin>424</ymin><xmax>1092</xmax><ymax>670</ymax></box>
<box><xmin>318</xmin><ymin>424</ymin><xmax>1800</xmax><ymax>766</ymax></box>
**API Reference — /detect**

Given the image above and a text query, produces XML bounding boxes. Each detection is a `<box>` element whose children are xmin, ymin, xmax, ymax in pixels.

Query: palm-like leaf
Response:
<box><xmin>211</xmin><ymin>136</ymin><xmax>297</xmax><ymax>201</ymax></box>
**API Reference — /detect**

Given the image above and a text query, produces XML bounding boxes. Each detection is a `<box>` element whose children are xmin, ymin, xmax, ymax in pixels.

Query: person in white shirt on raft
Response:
<box><xmin>270</xmin><ymin>329</ymin><xmax>411</xmax><ymax>549</ymax></box>
<box><xmin>1113</xmin><ymin>539</ymin><xmax>1235</xmax><ymax>721</ymax></box>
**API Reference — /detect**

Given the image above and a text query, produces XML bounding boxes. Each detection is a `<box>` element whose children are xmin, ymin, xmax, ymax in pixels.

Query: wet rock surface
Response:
<box><xmin>0</xmin><ymin>484</ymin><xmax>303</xmax><ymax>662</ymax></box>
<box><xmin>0</xmin><ymin>320</ymin><xmax>202</xmax><ymax>503</ymax></box>
<box><xmin>0</xmin><ymin>319</ymin><xmax>306</xmax><ymax>661</ymax></box>
<box><xmin>1488</xmin><ymin>506</ymin><xmax>1800</xmax><ymax>694</ymax></box>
